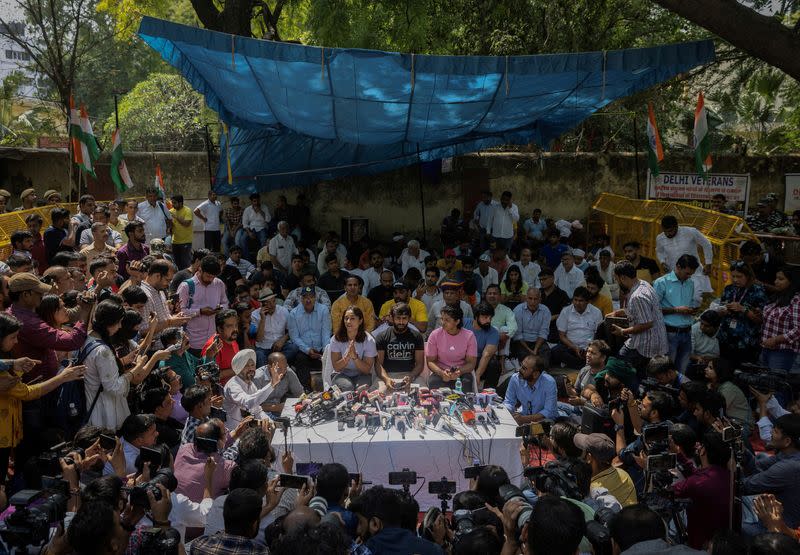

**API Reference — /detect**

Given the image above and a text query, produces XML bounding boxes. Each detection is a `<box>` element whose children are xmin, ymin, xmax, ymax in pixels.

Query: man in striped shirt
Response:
<box><xmin>609</xmin><ymin>261</ymin><xmax>668</xmax><ymax>375</ymax></box>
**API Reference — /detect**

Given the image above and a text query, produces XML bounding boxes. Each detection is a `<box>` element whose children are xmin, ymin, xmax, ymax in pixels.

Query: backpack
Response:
<box><xmin>55</xmin><ymin>338</ymin><xmax>104</xmax><ymax>438</ymax></box>
<box><xmin>183</xmin><ymin>278</ymin><xmax>196</xmax><ymax>309</ymax></box>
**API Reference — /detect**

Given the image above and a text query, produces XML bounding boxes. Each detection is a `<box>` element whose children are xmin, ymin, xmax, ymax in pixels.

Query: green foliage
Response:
<box><xmin>104</xmin><ymin>73</ymin><xmax>215</xmax><ymax>150</ymax></box>
<box><xmin>0</xmin><ymin>73</ymin><xmax>60</xmax><ymax>146</ymax></box>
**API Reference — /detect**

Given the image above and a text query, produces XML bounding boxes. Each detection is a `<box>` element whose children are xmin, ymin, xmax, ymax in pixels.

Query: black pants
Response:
<box><xmin>293</xmin><ymin>351</ymin><xmax>321</xmax><ymax>390</ymax></box>
<box><xmin>551</xmin><ymin>344</ymin><xmax>585</xmax><ymax>369</ymax></box>
<box><xmin>511</xmin><ymin>341</ymin><xmax>551</xmax><ymax>368</ymax></box>
<box><xmin>204</xmin><ymin>230</ymin><xmax>221</xmax><ymax>253</ymax></box>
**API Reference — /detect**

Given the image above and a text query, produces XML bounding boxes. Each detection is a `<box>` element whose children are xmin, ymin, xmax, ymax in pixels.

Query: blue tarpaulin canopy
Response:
<box><xmin>137</xmin><ymin>17</ymin><xmax>715</xmax><ymax>194</ymax></box>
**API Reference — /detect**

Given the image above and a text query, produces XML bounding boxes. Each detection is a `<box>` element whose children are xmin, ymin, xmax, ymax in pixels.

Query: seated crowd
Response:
<box><xmin>0</xmin><ymin>186</ymin><xmax>798</xmax><ymax>554</ymax></box>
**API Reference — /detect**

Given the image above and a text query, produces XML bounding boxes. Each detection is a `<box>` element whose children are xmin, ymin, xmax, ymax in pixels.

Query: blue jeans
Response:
<box><xmin>255</xmin><ymin>341</ymin><xmax>299</xmax><ymax>367</ymax></box>
<box><xmin>666</xmin><ymin>329</ymin><xmax>692</xmax><ymax>374</ymax></box>
<box><xmin>760</xmin><ymin>348</ymin><xmax>796</xmax><ymax>371</ymax></box>
<box><xmin>237</xmin><ymin>228</ymin><xmax>267</xmax><ymax>259</ymax></box>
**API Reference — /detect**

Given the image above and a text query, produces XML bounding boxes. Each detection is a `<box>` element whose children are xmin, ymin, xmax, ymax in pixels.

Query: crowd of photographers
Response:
<box><xmin>0</xmin><ymin>188</ymin><xmax>799</xmax><ymax>554</ymax></box>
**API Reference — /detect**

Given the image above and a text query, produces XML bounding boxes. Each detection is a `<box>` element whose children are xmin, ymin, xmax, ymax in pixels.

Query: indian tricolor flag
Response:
<box><xmin>69</xmin><ymin>95</ymin><xmax>100</xmax><ymax>177</ymax></box>
<box><xmin>110</xmin><ymin>129</ymin><xmax>134</xmax><ymax>193</ymax></box>
<box><xmin>646</xmin><ymin>102</ymin><xmax>664</xmax><ymax>177</ymax></box>
<box><xmin>154</xmin><ymin>164</ymin><xmax>166</xmax><ymax>199</ymax></box>
<box><xmin>693</xmin><ymin>92</ymin><xmax>713</xmax><ymax>178</ymax></box>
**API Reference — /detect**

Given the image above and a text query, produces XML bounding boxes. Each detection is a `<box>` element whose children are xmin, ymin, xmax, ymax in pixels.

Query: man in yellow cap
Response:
<box><xmin>43</xmin><ymin>190</ymin><xmax>61</xmax><ymax>204</ymax></box>
<box><xmin>0</xmin><ymin>189</ymin><xmax>10</xmax><ymax>213</ymax></box>
<box><xmin>16</xmin><ymin>188</ymin><xmax>37</xmax><ymax>211</ymax></box>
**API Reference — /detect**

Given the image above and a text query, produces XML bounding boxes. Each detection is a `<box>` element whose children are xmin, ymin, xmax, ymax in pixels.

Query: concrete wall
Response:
<box><xmin>2</xmin><ymin>148</ymin><xmax>798</xmax><ymax>241</ymax></box>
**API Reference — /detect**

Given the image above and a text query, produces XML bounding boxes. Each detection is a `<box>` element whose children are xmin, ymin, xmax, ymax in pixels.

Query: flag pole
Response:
<box><xmin>114</xmin><ymin>94</ymin><xmax>119</xmax><ymax>129</ymax></box>
<box><xmin>632</xmin><ymin>112</ymin><xmax>641</xmax><ymax>199</ymax></box>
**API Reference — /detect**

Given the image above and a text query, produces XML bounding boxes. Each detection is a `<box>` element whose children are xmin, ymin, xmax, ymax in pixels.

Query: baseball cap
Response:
<box><xmin>392</xmin><ymin>281</ymin><xmax>408</xmax><ymax>290</ymax></box>
<box><xmin>8</xmin><ymin>272</ymin><xmax>52</xmax><ymax>294</ymax></box>
<box><xmin>444</xmin><ymin>248</ymin><xmax>457</xmax><ymax>258</ymax></box>
<box><xmin>573</xmin><ymin>433</ymin><xmax>616</xmax><ymax>462</ymax></box>
<box><xmin>300</xmin><ymin>285</ymin><xmax>316</xmax><ymax>297</ymax></box>
<box><xmin>258</xmin><ymin>288</ymin><xmax>277</xmax><ymax>301</ymax></box>
<box><xmin>479</xmin><ymin>253</ymin><xmax>491</xmax><ymax>262</ymax></box>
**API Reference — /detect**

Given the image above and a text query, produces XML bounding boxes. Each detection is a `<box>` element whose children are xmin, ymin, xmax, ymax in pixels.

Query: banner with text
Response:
<box><xmin>647</xmin><ymin>171</ymin><xmax>750</xmax><ymax>216</ymax></box>
<box><xmin>785</xmin><ymin>174</ymin><xmax>800</xmax><ymax>213</ymax></box>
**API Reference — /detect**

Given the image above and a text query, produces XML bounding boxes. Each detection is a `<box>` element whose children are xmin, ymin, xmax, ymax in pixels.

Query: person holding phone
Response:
<box><xmin>0</xmin><ymin>312</ymin><xmax>85</xmax><ymax>486</ymax></box>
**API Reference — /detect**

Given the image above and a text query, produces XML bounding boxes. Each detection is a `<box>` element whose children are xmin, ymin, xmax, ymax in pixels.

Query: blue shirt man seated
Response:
<box><xmin>503</xmin><ymin>354</ymin><xmax>558</xmax><ymax>425</ymax></box>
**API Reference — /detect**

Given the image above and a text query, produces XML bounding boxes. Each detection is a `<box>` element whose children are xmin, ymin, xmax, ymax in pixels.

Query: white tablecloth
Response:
<box><xmin>277</xmin><ymin>400</ymin><xmax>524</xmax><ymax>509</ymax></box>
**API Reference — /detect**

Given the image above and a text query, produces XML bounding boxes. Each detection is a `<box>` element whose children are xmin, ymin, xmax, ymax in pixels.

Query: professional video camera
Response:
<box><xmin>451</xmin><ymin>506</ymin><xmax>497</xmax><ymax>544</ymax></box>
<box><xmin>523</xmin><ymin>461</ymin><xmax>582</xmax><ymax>501</ymax></box>
<box><xmin>0</xmin><ymin>489</ymin><xmax>68</xmax><ymax>549</ymax></box>
<box><xmin>130</xmin><ymin>469</ymin><xmax>178</xmax><ymax>508</ymax></box>
<box><xmin>585</xmin><ymin>508</ymin><xmax>615</xmax><ymax>555</ymax></box>
<box><xmin>195</xmin><ymin>361</ymin><xmax>220</xmax><ymax>383</ymax></box>
<box><xmin>640</xmin><ymin>377</ymin><xmax>680</xmax><ymax>398</ymax></box>
<box><xmin>140</xmin><ymin>527</ymin><xmax>181</xmax><ymax>555</ymax></box>
<box><xmin>642</xmin><ymin>422</ymin><xmax>670</xmax><ymax>455</ymax></box>
<box><xmin>38</xmin><ymin>441</ymin><xmax>83</xmax><ymax>479</ymax></box>
<box><xmin>733</xmin><ymin>366</ymin><xmax>791</xmax><ymax>395</ymax></box>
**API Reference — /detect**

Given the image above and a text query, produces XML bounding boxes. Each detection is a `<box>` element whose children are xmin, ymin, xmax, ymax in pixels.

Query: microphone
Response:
<box><xmin>396</xmin><ymin>419</ymin><xmax>406</xmax><ymax>439</ymax></box>
<box><xmin>355</xmin><ymin>414</ymin><xmax>366</xmax><ymax>429</ymax></box>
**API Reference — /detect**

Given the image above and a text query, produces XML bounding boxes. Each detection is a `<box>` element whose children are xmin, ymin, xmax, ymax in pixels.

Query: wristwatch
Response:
<box><xmin>614</xmin><ymin>424</ymin><xmax>624</xmax><ymax>432</ymax></box>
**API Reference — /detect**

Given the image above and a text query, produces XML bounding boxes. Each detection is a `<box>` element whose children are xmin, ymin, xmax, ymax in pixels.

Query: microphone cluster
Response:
<box><xmin>293</xmin><ymin>384</ymin><xmax>503</xmax><ymax>437</ymax></box>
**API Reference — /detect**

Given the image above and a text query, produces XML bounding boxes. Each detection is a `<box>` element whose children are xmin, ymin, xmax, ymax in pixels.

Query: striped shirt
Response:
<box><xmin>624</xmin><ymin>279</ymin><xmax>668</xmax><ymax>358</ymax></box>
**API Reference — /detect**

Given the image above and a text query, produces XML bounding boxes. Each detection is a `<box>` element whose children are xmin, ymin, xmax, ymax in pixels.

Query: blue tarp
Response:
<box><xmin>137</xmin><ymin>17</ymin><xmax>715</xmax><ymax>194</ymax></box>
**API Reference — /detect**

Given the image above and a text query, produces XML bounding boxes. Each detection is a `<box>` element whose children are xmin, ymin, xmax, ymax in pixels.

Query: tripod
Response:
<box><xmin>437</xmin><ymin>492</ymin><xmax>452</xmax><ymax>516</ymax></box>
<box><xmin>642</xmin><ymin>467</ymin><xmax>689</xmax><ymax>545</ymax></box>
<box><xmin>727</xmin><ymin>436</ymin><xmax>745</xmax><ymax>533</ymax></box>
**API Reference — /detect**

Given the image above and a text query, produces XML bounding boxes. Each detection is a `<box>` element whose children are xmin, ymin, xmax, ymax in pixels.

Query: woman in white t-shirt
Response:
<box><xmin>330</xmin><ymin>306</ymin><xmax>377</xmax><ymax>391</ymax></box>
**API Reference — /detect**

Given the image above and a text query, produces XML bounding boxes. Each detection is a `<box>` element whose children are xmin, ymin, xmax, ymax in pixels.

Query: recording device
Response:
<box><xmin>640</xmin><ymin>377</ymin><xmax>680</xmax><ymax>398</ymax></box>
<box><xmin>0</xmin><ymin>489</ymin><xmax>68</xmax><ymax>549</ymax></box>
<box><xmin>464</xmin><ymin>464</ymin><xmax>486</xmax><ymax>480</ymax></box>
<box><xmin>734</xmin><ymin>366</ymin><xmax>794</xmax><ymax>394</ymax></box>
<box><xmin>195</xmin><ymin>436</ymin><xmax>219</xmax><ymax>454</ymax></box>
<box><xmin>555</xmin><ymin>374</ymin><xmax>569</xmax><ymax>398</ymax></box>
<box><xmin>642</xmin><ymin>422</ymin><xmax>670</xmax><ymax>454</ymax></box>
<box><xmin>348</xmin><ymin>472</ymin><xmax>372</xmax><ymax>486</ymax></box>
<box><xmin>166</xmin><ymin>342</ymin><xmax>182</xmax><ymax>353</ymax></box>
<box><xmin>498</xmin><ymin>484</ymin><xmax>533</xmax><ymax>541</ymax></box>
<box><xmin>196</xmin><ymin>361</ymin><xmax>220</xmax><ymax>383</ymax></box>
<box><xmin>210</xmin><ymin>406</ymin><xmax>227</xmax><ymax>422</ymax></box>
<box><xmin>721</xmin><ymin>420</ymin><xmax>743</xmax><ymax>443</ymax></box>
<box><xmin>645</xmin><ymin>452</ymin><xmax>677</xmax><ymax>472</ymax></box>
<box><xmin>296</xmin><ymin>463</ymin><xmax>323</xmax><ymax>480</ymax></box>
<box><xmin>524</xmin><ymin>462</ymin><xmax>583</xmax><ymax>500</ymax></box>
<box><xmin>273</xmin><ymin>416</ymin><xmax>291</xmax><ymax>431</ymax></box>
<box><xmin>139</xmin><ymin>446</ymin><xmax>166</xmax><ymax>471</ymax></box>
<box><xmin>140</xmin><ymin>527</ymin><xmax>181</xmax><ymax>555</ymax></box>
<box><xmin>607</xmin><ymin>397</ymin><xmax>622</xmax><ymax>411</ymax></box>
<box><xmin>580</xmin><ymin>404</ymin><xmax>615</xmax><ymax>440</ymax></box>
<box><xmin>279</xmin><ymin>473</ymin><xmax>311</xmax><ymax>489</ymax></box>
<box><xmin>130</xmin><ymin>469</ymin><xmax>178</xmax><ymax>508</ymax></box>
<box><xmin>428</xmin><ymin>478</ymin><xmax>457</xmax><ymax>495</ymax></box>
<box><xmin>38</xmin><ymin>442</ymin><xmax>84</xmax><ymax>478</ymax></box>
<box><xmin>388</xmin><ymin>469</ymin><xmax>418</xmax><ymax>486</ymax></box>
<box><xmin>451</xmin><ymin>507</ymin><xmax>493</xmax><ymax>544</ymax></box>
<box><xmin>100</xmin><ymin>433</ymin><xmax>117</xmax><ymax>451</ymax></box>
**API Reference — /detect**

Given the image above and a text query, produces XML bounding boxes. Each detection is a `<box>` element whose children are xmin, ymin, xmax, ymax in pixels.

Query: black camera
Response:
<box><xmin>196</xmin><ymin>361</ymin><xmax>220</xmax><ymax>383</ymax></box>
<box><xmin>498</xmin><ymin>484</ymin><xmax>533</xmax><ymax>540</ymax></box>
<box><xmin>586</xmin><ymin>508</ymin><xmax>615</xmax><ymax>555</ymax></box>
<box><xmin>210</xmin><ymin>406</ymin><xmax>227</xmax><ymax>422</ymax></box>
<box><xmin>523</xmin><ymin>462</ymin><xmax>582</xmax><ymax>500</ymax></box>
<box><xmin>130</xmin><ymin>469</ymin><xmax>178</xmax><ymax>508</ymax></box>
<box><xmin>38</xmin><ymin>442</ymin><xmax>84</xmax><ymax>478</ymax></box>
<box><xmin>640</xmin><ymin>377</ymin><xmax>679</xmax><ymax>398</ymax></box>
<box><xmin>734</xmin><ymin>368</ymin><xmax>789</xmax><ymax>394</ymax></box>
<box><xmin>607</xmin><ymin>397</ymin><xmax>622</xmax><ymax>411</ymax></box>
<box><xmin>140</xmin><ymin>526</ymin><xmax>181</xmax><ymax>555</ymax></box>
<box><xmin>0</xmin><ymin>489</ymin><xmax>68</xmax><ymax>549</ymax></box>
<box><xmin>452</xmin><ymin>509</ymin><xmax>474</xmax><ymax>538</ymax></box>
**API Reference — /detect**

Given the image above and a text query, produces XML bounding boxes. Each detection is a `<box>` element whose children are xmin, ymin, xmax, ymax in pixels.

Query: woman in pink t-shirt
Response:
<box><xmin>426</xmin><ymin>304</ymin><xmax>478</xmax><ymax>391</ymax></box>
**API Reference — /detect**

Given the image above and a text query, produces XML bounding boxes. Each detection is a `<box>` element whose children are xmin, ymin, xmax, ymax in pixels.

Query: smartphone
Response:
<box><xmin>196</xmin><ymin>437</ymin><xmax>219</xmax><ymax>454</ymax></box>
<box><xmin>166</xmin><ymin>343</ymin><xmax>182</xmax><ymax>353</ymax></box>
<box><xmin>139</xmin><ymin>447</ymin><xmax>163</xmax><ymax>470</ymax></box>
<box><xmin>388</xmin><ymin>470</ymin><xmax>417</xmax><ymax>485</ymax></box>
<box><xmin>210</xmin><ymin>407</ymin><xmax>227</xmax><ymax>422</ymax></box>
<box><xmin>99</xmin><ymin>434</ymin><xmax>117</xmax><ymax>451</ymax></box>
<box><xmin>515</xmin><ymin>424</ymin><xmax>531</xmax><ymax>438</ymax></box>
<box><xmin>279</xmin><ymin>473</ymin><xmax>310</xmax><ymax>489</ymax></box>
<box><xmin>428</xmin><ymin>479</ymin><xmax>457</xmax><ymax>495</ymax></box>
<box><xmin>296</xmin><ymin>462</ymin><xmax>322</xmax><ymax>479</ymax></box>
<box><xmin>464</xmin><ymin>465</ymin><xmax>486</xmax><ymax>480</ymax></box>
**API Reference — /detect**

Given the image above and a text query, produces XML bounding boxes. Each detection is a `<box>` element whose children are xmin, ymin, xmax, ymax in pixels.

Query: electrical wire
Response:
<box><xmin>413</xmin><ymin>476</ymin><xmax>427</xmax><ymax>498</ymax></box>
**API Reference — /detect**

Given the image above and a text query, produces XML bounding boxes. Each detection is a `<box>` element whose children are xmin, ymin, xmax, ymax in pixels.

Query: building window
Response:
<box><xmin>4</xmin><ymin>50</ymin><xmax>30</xmax><ymax>61</ymax></box>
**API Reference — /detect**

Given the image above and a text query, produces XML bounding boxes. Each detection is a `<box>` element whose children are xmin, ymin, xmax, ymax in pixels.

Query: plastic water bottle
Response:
<box><xmin>455</xmin><ymin>377</ymin><xmax>463</xmax><ymax>394</ymax></box>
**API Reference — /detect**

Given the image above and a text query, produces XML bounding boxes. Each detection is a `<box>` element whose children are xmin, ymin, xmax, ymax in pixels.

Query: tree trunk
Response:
<box><xmin>651</xmin><ymin>0</ymin><xmax>800</xmax><ymax>81</ymax></box>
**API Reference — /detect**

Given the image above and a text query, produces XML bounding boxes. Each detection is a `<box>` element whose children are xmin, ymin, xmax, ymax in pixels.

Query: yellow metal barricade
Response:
<box><xmin>588</xmin><ymin>193</ymin><xmax>759</xmax><ymax>295</ymax></box>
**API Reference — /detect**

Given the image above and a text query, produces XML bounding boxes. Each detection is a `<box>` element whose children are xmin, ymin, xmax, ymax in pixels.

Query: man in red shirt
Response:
<box><xmin>672</xmin><ymin>430</ymin><xmax>732</xmax><ymax>549</ymax></box>
<box><xmin>202</xmin><ymin>308</ymin><xmax>240</xmax><ymax>385</ymax></box>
